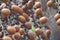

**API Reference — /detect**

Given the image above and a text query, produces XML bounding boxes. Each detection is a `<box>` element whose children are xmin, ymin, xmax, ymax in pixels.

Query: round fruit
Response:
<box><xmin>47</xmin><ymin>1</ymin><xmax>53</xmax><ymax>7</ymax></box>
<box><xmin>35</xmin><ymin>28</ymin><xmax>42</xmax><ymax>36</ymax></box>
<box><xmin>45</xmin><ymin>29</ymin><xmax>51</xmax><ymax>37</ymax></box>
<box><xmin>3</xmin><ymin>36</ymin><xmax>12</xmax><ymax>40</ymax></box>
<box><xmin>39</xmin><ymin>16</ymin><xmax>48</xmax><ymax>24</ymax></box>
<box><xmin>18</xmin><ymin>15</ymin><xmax>26</xmax><ymax>23</ymax></box>
<box><xmin>14</xmin><ymin>32</ymin><xmax>22</xmax><ymax>39</ymax></box>
<box><xmin>11</xmin><ymin>5</ymin><xmax>23</xmax><ymax>14</ymax></box>
<box><xmin>28</xmin><ymin>33</ymin><xmax>35</xmax><ymax>40</ymax></box>
<box><xmin>14</xmin><ymin>25</ymin><xmax>20</xmax><ymax>32</ymax></box>
<box><xmin>56</xmin><ymin>19</ymin><xmax>60</xmax><ymax>25</ymax></box>
<box><xmin>1</xmin><ymin>8</ymin><xmax>10</xmax><ymax>17</ymax></box>
<box><xmin>19</xmin><ymin>28</ymin><xmax>25</xmax><ymax>35</ymax></box>
<box><xmin>7</xmin><ymin>26</ymin><xmax>16</xmax><ymax>35</ymax></box>
<box><xmin>26</xmin><ymin>1</ymin><xmax>33</xmax><ymax>9</ymax></box>
<box><xmin>54</xmin><ymin>13</ymin><xmax>60</xmax><ymax>20</ymax></box>
<box><xmin>25</xmin><ymin>22</ymin><xmax>32</xmax><ymax>29</ymax></box>
<box><xmin>34</xmin><ymin>2</ymin><xmax>41</xmax><ymax>8</ymax></box>
<box><xmin>35</xmin><ymin>8</ymin><xmax>42</xmax><ymax>15</ymax></box>
<box><xmin>22</xmin><ymin>13</ymin><xmax>29</xmax><ymax>21</ymax></box>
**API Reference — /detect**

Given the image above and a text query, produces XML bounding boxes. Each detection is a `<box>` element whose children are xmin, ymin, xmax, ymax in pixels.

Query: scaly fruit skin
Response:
<box><xmin>47</xmin><ymin>1</ymin><xmax>53</xmax><ymax>7</ymax></box>
<box><xmin>19</xmin><ymin>28</ymin><xmax>25</xmax><ymax>35</ymax></box>
<box><xmin>35</xmin><ymin>8</ymin><xmax>42</xmax><ymax>15</ymax></box>
<box><xmin>1</xmin><ymin>8</ymin><xmax>10</xmax><ymax>17</ymax></box>
<box><xmin>54</xmin><ymin>13</ymin><xmax>60</xmax><ymax>20</ymax></box>
<box><xmin>7</xmin><ymin>26</ymin><xmax>16</xmax><ymax>35</ymax></box>
<box><xmin>35</xmin><ymin>28</ymin><xmax>42</xmax><ymax>36</ymax></box>
<box><xmin>39</xmin><ymin>16</ymin><xmax>48</xmax><ymax>24</ymax></box>
<box><xmin>14</xmin><ymin>32</ymin><xmax>22</xmax><ymax>39</ymax></box>
<box><xmin>18</xmin><ymin>15</ymin><xmax>26</xmax><ymax>23</ymax></box>
<box><xmin>34</xmin><ymin>2</ymin><xmax>41</xmax><ymax>8</ymax></box>
<box><xmin>3</xmin><ymin>36</ymin><xmax>12</xmax><ymax>40</ymax></box>
<box><xmin>25</xmin><ymin>22</ymin><xmax>32</xmax><ymax>29</ymax></box>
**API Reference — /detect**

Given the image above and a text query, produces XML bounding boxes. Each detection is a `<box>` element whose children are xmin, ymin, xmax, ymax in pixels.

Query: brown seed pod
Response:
<box><xmin>54</xmin><ymin>13</ymin><xmax>60</xmax><ymax>20</ymax></box>
<box><xmin>25</xmin><ymin>22</ymin><xmax>32</xmax><ymax>29</ymax></box>
<box><xmin>56</xmin><ymin>19</ymin><xmax>60</xmax><ymax>25</ymax></box>
<box><xmin>47</xmin><ymin>1</ymin><xmax>53</xmax><ymax>7</ymax></box>
<box><xmin>2</xmin><ymin>0</ymin><xmax>8</xmax><ymax>3</ymax></box>
<box><xmin>14</xmin><ymin>25</ymin><xmax>20</xmax><ymax>32</ymax></box>
<box><xmin>45</xmin><ymin>29</ymin><xmax>51</xmax><ymax>37</ymax></box>
<box><xmin>1</xmin><ymin>8</ymin><xmax>10</xmax><ymax>17</ymax></box>
<box><xmin>28</xmin><ymin>33</ymin><xmax>35</xmax><ymax>40</ymax></box>
<box><xmin>35</xmin><ymin>8</ymin><xmax>42</xmax><ymax>15</ymax></box>
<box><xmin>39</xmin><ymin>16</ymin><xmax>48</xmax><ymax>24</ymax></box>
<box><xmin>14</xmin><ymin>32</ymin><xmax>22</xmax><ymax>39</ymax></box>
<box><xmin>34</xmin><ymin>2</ymin><xmax>41</xmax><ymax>8</ymax></box>
<box><xmin>18</xmin><ymin>15</ymin><xmax>26</xmax><ymax>23</ymax></box>
<box><xmin>22</xmin><ymin>13</ymin><xmax>29</xmax><ymax>21</ymax></box>
<box><xmin>19</xmin><ymin>28</ymin><xmax>25</xmax><ymax>35</ymax></box>
<box><xmin>26</xmin><ymin>1</ymin><xmax>33</xmax><ymax>9</ymax></box>
<box><xmin>7</xmin><ymin>26</ymin><xmax>16</xmax><ymax>35</ymax></box>
<box><xmin>3</xmin><ymin>36</ymin><xmax>12</xmax><ymax>40</ymax></box>
<box><xmin>35</xmin><ymin>28</ymin><xmax>42</xmax><ymax>36</ymax></box>
<box><xmin>11</xmin><ymin>5</ymin><xmax>23</xmax><ymax>14</ymax></box>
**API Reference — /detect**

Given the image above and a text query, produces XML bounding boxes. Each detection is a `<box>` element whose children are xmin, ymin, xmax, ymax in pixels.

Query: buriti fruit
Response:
<box><xmin>35</xmin><ymin>8</ymin><xmax>42</xmax><ymax>15</ymax></box>
<box><xmin>14</xmin><ymin>32</ymin><xmax>22</xmax><ymax>39</ymax></box>
<box><xmin>7</xmin><ymin>26</ymin><xmax>16</xmax><ymax>35</ymax></box>
<box><xmin>39</xmin><ymin>16</ymin><xmax>48</xmax><ymax>24</ymax></box>
<box><xmin>54</xmin><ymin>13</ymin><xmax>60</xmax><ymax>20</ymax></box>
<box><xmin>35</xmin><ymin>28</ymin><xmax>42</xmax><ymax>36</ymax></box>
<box><xmin>47</xmin><ymin>0</ymin><xmax>53</xmax><ymax>7</ymax></box>
<box><xmin>3</xmin><ymin>36</ymin><xmax>12</xmax><ymax>40</ymax></box>
<box><xmin>34</xmin><ymin>2</ymin><xmax>41</xmax><ymax>8</ymax></box>
<box><xmin>18</xmin><ymin>15</ymin><xmax>26</xmax><ymax>23</ymax></box>
<box><xmin>1</xmin><ymin>8</ymin><xmax>10</xmax><ymax>17</ymax></box>
<box><xmin>19</xmin><ymin>28</ymin><xmax>25</xmax><ymax>35</ymax></box>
